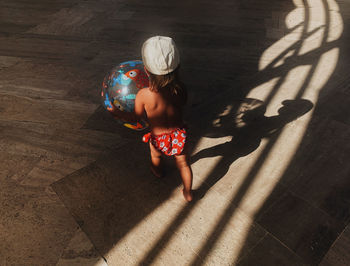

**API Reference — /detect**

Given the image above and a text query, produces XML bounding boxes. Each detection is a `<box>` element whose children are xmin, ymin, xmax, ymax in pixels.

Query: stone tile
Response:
<box><xmin>272</xmin><ymin>117</ymin><xmax>329</xmax><ymax>187</ymax></box>
<box><xmin>0</xmin><ymin>178</ymin><xmax>78</xmax><ymax>265</ymax></box>
<box><xmin>27</xmin><ymin>6</ymin><xmax>95</xmax><ymax>36</ymax></box>
<box><xmin>237</xmin><ymin>233</ymin><xmax>306</xmax><ymax>266</ymax></box>
<box><xmin>167</xmin><ymin>188</ymin><xmax>267</xmax><ymax>265</ymax></box>
<box><xmin>0</xmin><ymin>1</ymin><xmax>77</xmax><ymax>36</ymax></box>
<box><xmin>20</xmin><ymin>156</ymin><xmax>95</xmax><ymax>187</ymax></box>
<box><xmin>57</xmin><ymin>228</ymin><xmax>107</xmax><ymax>266</ymax></box>
<box><xmin>51</xmin><ymin>142</ymin><xmax>183</xmax><ymax>262</ymax></box>
<box><xmin>320</xmin><ymin>224</ymin><xmax>350</xmax><ymax>266</ymax></box>
<box><xmin>0</xmin><ymin>119</ymin><xmax>123</xmax><ymax>160</ymax></box>
<box><xmin>0</xmin><ymin>34</ymin><xmax>91</xmax><ymax>60</ymax></box>
<box><xmin>0</xmin><ymin>120</ymin><xmax>57</xmax><ymax>158</ymax></box>
<box><xmin>256</xmin><ymin>191</ymin><xmax>345</xmax><ymax>265</ymax></box>
<box><xmin>0</xmin><ymin>93</ymin><xmax>97</xmax><ymax>129</ymax></box>
<box><xmin>105</xmin><ymin>187</ymin><xmax>198</xmax><ymax>266</ymax></box>
<box><xmin>0</xmin><ymin>55</ymin><xmax>23</xmax><ymax>69</ymax></box>
<box><xmin>0</xmin><ymin>152</ymin><xmax>40</xmax><ymax>183</ymax></box>
<box><xmin>0</xmin><ymin>60</ymin><xmax>94</xmax><ymax>99</ymax></box>
<box><xmin>318</xmin><ymin>91</ymin><xmax>350</xmax><ymax>126</ymax></box>
<box><xmin>288</xmin><ymin>119</ymin><xmax>350</xmax><ymax>222</ymax></box>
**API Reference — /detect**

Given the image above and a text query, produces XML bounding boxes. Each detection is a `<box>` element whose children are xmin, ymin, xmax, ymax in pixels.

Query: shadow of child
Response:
<box><xmin>191</xmin><ymin>98</ymin><xmax>313</xmax><ymax>198</ymax></box>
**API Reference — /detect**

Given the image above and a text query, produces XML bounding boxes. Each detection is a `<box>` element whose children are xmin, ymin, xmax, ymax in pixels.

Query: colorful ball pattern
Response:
<box><xmin>101</xmin><ymin>60</ymin><xmax>149</xmax><ymax>130</ymax></box>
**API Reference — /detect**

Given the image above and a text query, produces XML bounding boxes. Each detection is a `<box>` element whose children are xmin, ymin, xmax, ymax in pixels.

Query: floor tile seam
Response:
<box><xmin>41</xmin><ymin>178</ymin><xmax>108</xmax><ymax>264</ymax></box>
<box><xmin>1</xmin><ymin>35</ymin><xmax>91</xmax><ymax>47</ymax></box>
<box><xmin>330</xmin><ymin>116</ymin><xmax>350</xmax><ymax>128</ymax></box>
<box><xmin>104</xmin><ymin>24</ymin><xmax>245</xmax><ymax>36</ymax></box>
<box><xmin>0</xmin><ymin>93</ymin><xmax>98</xmax><ymax>109</ymax></box>
<box><xmin>235</xmin><ymin>230</ymin><xmax>269</xmax><ymax>265</ymax></box>
<box><xmin>318</xmin><ymin>224</ymin><xmax>350</xmax><ymax>264</ymax></box>
<box><xmin>0</xmin><ymin>121</ymin><xmax>102</xmax><ymax>140</ymax></box>
<box><xmin>0</xmin><ymin>93</ymin><xmax>73</xmax><ymax>103</ymax></box>
<box><xmin>1</xmin><ymin>150</ymin><xmax>103</xmax><ymax>174</ymax></box>
<box><xmin>167</xmin><ymin>215</ymin><xmax>224</xmax><ymax>264</ymax></box>
<box><xmin>236</xmin><ymin>225</ymin><xmax>307</xmax><ymax>264</ymax></box>
<box><xmin>171</xmin><ymin>228</ymin><xmax>204</xmax><ymax>262</ymax></box>
<box><xmin>231</xmin><ymin>207</ymin><xmax>275</xmax><ymax>264</ymax></box>
<box><xmin>248</xmin><ymin>188</ymin><xmax>346</xmax><ymax>262</ymax></box>
<box><xmin>267</xmin><ymin>231</ymin><xmax>308</xmax><ymax>264</ymax></box>
<box><xmin>193</xmin><ymin>183</ymin><xmax>276</xmax><ymax>257</ymax></box>
<box><xmin>0</xmin><ymin>51</ymin><xmax>64</xmax><ymax>61</ymax></box>
<box><xmin>55</xmin><ymin>227</ymin><xmax>81</xmax><ymax>266</ymax></box>
<box><xmin>0</xmin><ymin>4</ymin><xmax>73</xmax><ymax>11</ymax></box>
<box><xmin>0</xmin><ymin>118</ymin><xmax>50</xmax><ymax>125</ymax></box>
<box><xmin>0</xmin><ymin>58</ymin><xmax>24</xmax><ymax>69</ymax></box>
<box><xmin>10</xmin><ymin>33</ymin><xmax>96</xmax><ymax>43</ymax></box>
<box><xmin>152</xmin><ymin>182</ymin><xmax>232</xmax><ymax>262</ymax></box>
<box><xmin>25</xmin><ymin>136</ymin><xmax>118</xmax><ymax>157</ymax></box>
<box><xmin>201</xmin><ymin>167</ymin><xmax>291</xmax><ymax>222</ymax></box>
<box><xmin>0</xmin><ymin>47</ymin><xmax>90</xmax><ymax>59</ymax></box>
<box><xmin>264</xmin><ymin>177</ymin><xmax>346</xmax><ymax>225</ymax></box>
<box><xmin>47</xmin><ymin>148</ymin><xmax>127</xmax><ymax>193</ymax></box>
<box><xmin>198</xmin><ymin>169</ymin><xmax>249</xmax><ymax>205</ymax></box>
<box><xmin>53</xmin><ymin>201</ymin><xmax>108</xmax><ymax>265</ymax></box>
<box><xmin>245</xmin><ymin>183</ymin><xmax>290</xmax><ymax>221</ymax></box>
<box><xmin>18</xmin><ymin>28</ymin><xmax>251</xmax><ymax>41</ymax></box>
<box><xmin>286</xmin><ymin>186</ymin><xmax>349</xmax><ymax>227</ymax></box>
<box><xmin>0</xmin><ymin>83</ymin><xmax>70</xmax><ymax>93</ymax></box>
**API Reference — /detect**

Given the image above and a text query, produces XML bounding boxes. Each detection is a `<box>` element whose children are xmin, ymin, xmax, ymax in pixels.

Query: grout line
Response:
<box><xmin>318</xmin><ymin>224</ymin><xmax>349</xmax><ymax>264</ymax></box>
<box><xmin>235</xmin><ymin>231</ymin><xmax>268</xmax><ymax>265</ymax></box>
<box><xmin>267</xmin><ymin>232</ymin><xmax>307</xmax><ymax>263</ymax></box>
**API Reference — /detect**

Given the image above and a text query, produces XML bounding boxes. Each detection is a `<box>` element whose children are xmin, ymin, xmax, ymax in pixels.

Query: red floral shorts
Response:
<box><xmin>143</xmin><ymin>128</ymin><xmax>187</xmax><ymax>156</ymax></box>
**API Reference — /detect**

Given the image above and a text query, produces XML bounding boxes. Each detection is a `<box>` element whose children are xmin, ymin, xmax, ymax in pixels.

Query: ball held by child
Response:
<box><xmin>101</xmin><ymin>60</ymin><xmax>149</xmax><ymax>131</ymax></box>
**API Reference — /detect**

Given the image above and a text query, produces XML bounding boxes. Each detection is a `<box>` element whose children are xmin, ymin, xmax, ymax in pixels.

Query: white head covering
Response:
<box><xmin>141</xmin><ymin>36</ymin><xmax>180</xmax><ymax>75</ymax></box>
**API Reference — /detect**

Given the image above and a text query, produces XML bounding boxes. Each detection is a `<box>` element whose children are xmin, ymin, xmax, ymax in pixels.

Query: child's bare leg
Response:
<box><xmin>175</xmin><ymin>154</ymin><xmax>193</xmax><ymax>202</ymax></box>
<box><xmin>149</xmin><ymin>142</ymin><xmax>163</xmax><ymax>178</ymax></box>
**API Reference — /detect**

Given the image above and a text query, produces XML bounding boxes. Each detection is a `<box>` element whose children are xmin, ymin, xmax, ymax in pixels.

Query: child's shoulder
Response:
<box><xmin>138</xmin><ymin>87</ymin><xmax>153</xmax><ymax>96</ymax></box>
<box><xmin>136</xmin><ymin>87</ymin><xmax>156</xmax><ymax>100</ymax></box>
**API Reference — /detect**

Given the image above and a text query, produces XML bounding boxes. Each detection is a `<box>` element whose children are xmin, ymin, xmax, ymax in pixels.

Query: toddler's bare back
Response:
<box><xmin>137</xmin><ymin>87</ymin><xmax>185</xmax><ymax>135</ymax></box>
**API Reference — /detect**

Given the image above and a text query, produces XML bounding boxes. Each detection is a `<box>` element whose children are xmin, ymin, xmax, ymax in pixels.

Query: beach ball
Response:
<box><xmin>101</xmin><ymin>60</ymin><xmax>149</xmax><ymax>130</ymax></box>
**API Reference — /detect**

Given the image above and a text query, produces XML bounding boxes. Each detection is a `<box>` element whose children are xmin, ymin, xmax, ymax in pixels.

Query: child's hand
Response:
<box><xmin>106</xmin><ymin>102</ymin><xmax>116</xmax><ymax>113</ymax></box>
<box><xmin>106</xmin><ymin>101</ymin><xmax>139</xmax><ymax>123</ymax></box>
<box><xmin>107</xmin><ymin>103</ymin><xmax>123</xmax><ymax>118</ymax></box>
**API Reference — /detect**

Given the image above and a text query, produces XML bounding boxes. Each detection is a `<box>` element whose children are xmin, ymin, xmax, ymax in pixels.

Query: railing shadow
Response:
<box><xmin>191</xmin><ymin>98</ymin><xmax>313</xmax><ymax>199</ymax></box>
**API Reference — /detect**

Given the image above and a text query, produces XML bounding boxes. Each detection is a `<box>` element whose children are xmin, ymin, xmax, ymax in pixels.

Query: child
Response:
<box><xmin>107</xmin><ymin>36</ymin><xmax>193</xmax><ymax>202</ymax></box>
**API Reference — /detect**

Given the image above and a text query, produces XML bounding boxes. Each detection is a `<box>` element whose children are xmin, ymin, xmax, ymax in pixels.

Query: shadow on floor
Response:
<box><xmin>191</xmin><ymin>98</ymin><xmax>313</xmax><ymax>199</ymax></box>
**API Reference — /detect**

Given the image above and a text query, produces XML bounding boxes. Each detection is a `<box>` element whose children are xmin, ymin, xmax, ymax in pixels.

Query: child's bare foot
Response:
<box><xmin>182</xmin><ymin>189</ymin><xmax>193</xmax><ymax>202</ymax></box>
<box><xmin>150</xmin><ymin>164</ymin><xmax>163</xmax><ymax>178</ymax></box>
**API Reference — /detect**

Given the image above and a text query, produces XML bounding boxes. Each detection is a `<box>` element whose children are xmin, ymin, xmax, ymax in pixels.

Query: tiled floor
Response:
<box><xmin>1</xmin><ymin>0</ymin><xmax>350</xmax><ymax>265</ymax></box>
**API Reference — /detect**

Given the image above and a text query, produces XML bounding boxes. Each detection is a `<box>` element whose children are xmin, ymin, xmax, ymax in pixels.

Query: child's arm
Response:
<box><xmin>107</xmin><ymin>90</ymin><xmax>145</xmax><ymax>122</ymax></box>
